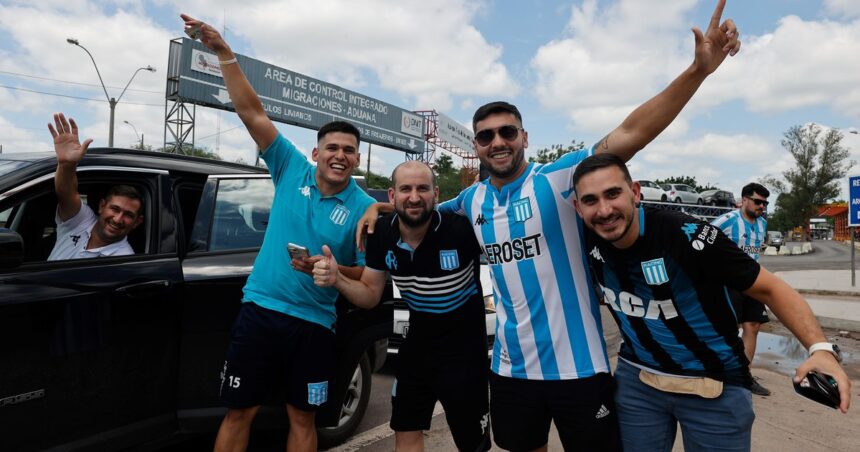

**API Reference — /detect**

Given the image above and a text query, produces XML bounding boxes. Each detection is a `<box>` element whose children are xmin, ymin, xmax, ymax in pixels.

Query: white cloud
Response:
<box><xmin>824</xmin><ymin>0</ymin><xmax>860</xmax><ymax>18</ymax></box>
<box><xmin>178</xmin><ymin>0</ymin><xmax>518</xmax><ymax>111</ymax></box>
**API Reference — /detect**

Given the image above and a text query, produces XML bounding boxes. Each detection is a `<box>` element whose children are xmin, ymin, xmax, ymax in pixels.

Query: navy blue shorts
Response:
<box><xmin>729</xmin><ymin>290</ymin><xmax>770</xmax><ymax>324</ymax></box>
<box><xmin>219</xmin><ymin>302</ymin><xmax>336</xmax><ymax>412</ymax></box>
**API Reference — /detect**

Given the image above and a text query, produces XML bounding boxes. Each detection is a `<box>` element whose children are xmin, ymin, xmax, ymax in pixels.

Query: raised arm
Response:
<box><xmin>47</xmin><ymin>113</ymin><xmax>91</xmax><ymax>221</ymax></box>
<box><xmin>180</xmin><ymin>14</ymin><xmax>277</xmax><ymax>151</ymax></box>
<box><xmin>596</xmin><ymin>0</ymin><xmax>741</xmax><ymax>161</ymax></box>
<box><xmin>743</xmin><ymin>268</ymin><xmax>851</xmax><ymax>413</ymax></box>
<box><xmin>313</xmin><ymin>245</ymin><xmax>386</xmax><ymax>309</ymax></box>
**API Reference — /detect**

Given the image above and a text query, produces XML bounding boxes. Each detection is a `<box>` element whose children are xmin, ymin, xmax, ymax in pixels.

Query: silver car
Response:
<box><xmin>661</xmin><ymin>183</ymin><xmax>703</xmax><ymax>205</ymax></box>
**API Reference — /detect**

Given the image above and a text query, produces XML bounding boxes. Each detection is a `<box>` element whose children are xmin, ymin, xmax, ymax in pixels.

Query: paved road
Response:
<box><xmin>760</xmin><ymin>240</ymin><xmax>854</xmax><ymax>271</ymax></box>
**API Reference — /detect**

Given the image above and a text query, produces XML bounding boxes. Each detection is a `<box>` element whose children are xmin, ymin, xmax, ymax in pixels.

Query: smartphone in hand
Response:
<box><xmin>793</xmin><ymin>371</ymin><xmax>840</xmax><ymax>409</ymax></box>
<box><xmin>185</xmin><ymin>23</ymin><xmax>202</xmax><ymax>40</ymax></box>
<box><xmin>287</xmin><ymin>243</ymin><xmax>310</xmax><ymax>261</ymax></box>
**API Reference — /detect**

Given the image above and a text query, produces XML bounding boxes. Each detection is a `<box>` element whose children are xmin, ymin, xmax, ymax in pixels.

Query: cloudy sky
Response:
<box><xmin>1</xmin><ymin>0</ymin><xmax>859</xmax><ymax>199</ymax></box>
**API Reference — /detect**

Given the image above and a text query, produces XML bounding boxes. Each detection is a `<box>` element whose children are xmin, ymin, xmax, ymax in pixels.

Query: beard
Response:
<box><xmin>395</xmin><ymin>201</ymin><xmax>434</xmax><ymax>228</ymax></box>
<box><xmin>480</xmin><ymin>144</ymin><xmax>525</xmax><ymax>180</ymax></box>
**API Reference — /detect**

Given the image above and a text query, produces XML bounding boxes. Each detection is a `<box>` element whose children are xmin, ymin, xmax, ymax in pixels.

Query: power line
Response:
<box><xmin>0</xmin><ymin>84</ymin><xmax>163</xmax><ymax>107</ymax></box>
<box><xmin>0</xmin><ymin>70</ymin><xmax>162</xmax><ymax>94</ymax></box>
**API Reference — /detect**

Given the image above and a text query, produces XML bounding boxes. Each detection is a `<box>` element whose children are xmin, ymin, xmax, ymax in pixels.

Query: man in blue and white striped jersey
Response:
<box><xmin>711</xmin><ymin>182</ymin><xmax>772</xmax><ymax>396</ymax></box>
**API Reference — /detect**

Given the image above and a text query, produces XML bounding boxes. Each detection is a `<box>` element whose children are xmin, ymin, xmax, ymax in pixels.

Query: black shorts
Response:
<box><xmin>391</xmin><ymin>351</ymin><xmax>490</xmax><ymax>452</ymax></box>
<box><xmin>489</xmin><ymin>372</ymin><xmax>620</xmax><ymax>452</ymax></box>
<box><xmin>219</xmin><ymin>302</ymin><xmax>335</xmax><ymax>412</ymax></box>
<box><xmin>730</xmin><ymin>291</ymin><xmax>770</xmax><ymax>324</ymax></box>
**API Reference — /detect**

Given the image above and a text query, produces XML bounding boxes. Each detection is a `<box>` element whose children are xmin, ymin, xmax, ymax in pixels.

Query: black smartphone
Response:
<box><xmin>793</xmin><ymin>371</ymin><xmax>840</xmax><ymax>409</ymax></box>
<box><xmin>185</xmin><ymin>24</ymin><xmax>202</xmax><ymax>40</ymax></box>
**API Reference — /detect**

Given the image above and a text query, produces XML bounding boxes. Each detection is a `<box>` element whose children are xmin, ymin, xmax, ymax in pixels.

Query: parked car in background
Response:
<box><xmin>637</xmin><ymin>180</ymin><xmax>668</xmax><ymax>202</ymax></box>
<box><xmin>701</xmin><ymin>189</ymin><xmax>737</xmax><ymax>207</ymax></box>
<box><xmin>661</xmin><ymin>183</ymin><xmax>703</xmax><ymax>204</ymax></box>
<box><xmin>0</xmin><ymin>149</ymin><xmax>392</xmax><ymax>450</ymax></box>
<box><xmin>767</xmin><ymin>231</ymin><xmax>784</xmax><ymax>250</ymax></box>
<box><xmin>389</xmin><ymin>260</ymin><xmax>496</xmax><ymax>356</ymax></box>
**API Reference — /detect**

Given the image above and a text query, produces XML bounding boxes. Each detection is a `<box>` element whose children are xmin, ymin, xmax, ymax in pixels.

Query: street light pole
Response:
<box><xmin>123</xmin><ymin>120</ymin><xmax>144</xmax><ymax>149</ymax></box>
<box><xmin>66</xmin><ymin>38</ymin><xmax>155</xmax><ymax>147</ymax></box>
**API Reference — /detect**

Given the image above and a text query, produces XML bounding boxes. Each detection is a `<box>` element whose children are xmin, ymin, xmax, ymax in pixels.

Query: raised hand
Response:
<box><xmin>180</xmin><ymin>13</ymin><xmax>229</xmax><ymax>54</ymax></box>
<box><xmin>691</xmin><ymin>0</ymin><xmax>741</xmax><ymax>75</ymax></box>
<box><xmin>47</xmin><ymin>113</ymin><xmax>92</xmax><ymax>165</ymax></box>
<box><xmin>312</xmin><ymin>245</ymin><xmax>339</xmax><ymax>287</ymax></box>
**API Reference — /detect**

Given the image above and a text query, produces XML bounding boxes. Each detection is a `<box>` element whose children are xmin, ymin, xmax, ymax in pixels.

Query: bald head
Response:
<box><xmin>391</xmin><ymin>161</ymin><xmax>436</xmax><ymax>188</ymax></box>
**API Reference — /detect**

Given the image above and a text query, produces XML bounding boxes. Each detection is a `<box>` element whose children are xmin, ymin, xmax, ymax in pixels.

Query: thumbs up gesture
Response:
<box><xmin>313</xmin><ymin>245</ymin><xmax>339</xmax><ymax>287</ymax></box>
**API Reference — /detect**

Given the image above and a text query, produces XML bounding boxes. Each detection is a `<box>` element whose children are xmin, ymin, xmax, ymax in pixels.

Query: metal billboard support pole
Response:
<box><xmin>852</xmin><ymin>227</ymin><xmax>856</xmax><ymax>287</ymax></box>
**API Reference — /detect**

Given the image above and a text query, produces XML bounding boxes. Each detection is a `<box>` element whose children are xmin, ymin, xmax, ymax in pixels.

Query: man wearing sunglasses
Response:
<box><xmin>711</xmin><ymin>183</ymin><xmax>772</xmax><ymax>396</ymax></box>
<box><xmin>359</xmin><ymin>1</ymin><xmax>740</xmax><ymax>449</ymax></box>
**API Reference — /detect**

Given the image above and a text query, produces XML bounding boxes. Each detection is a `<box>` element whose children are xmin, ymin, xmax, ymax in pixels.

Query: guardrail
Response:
<box><xmin>640</xmin><ymin>200</ymin><xmax>734</xmax><ymax>221</ymax></box>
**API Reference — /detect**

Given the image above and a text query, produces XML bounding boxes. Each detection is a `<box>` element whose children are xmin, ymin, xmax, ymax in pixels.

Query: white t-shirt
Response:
<box><xmin>47</xmin><ymin>202</ymin><xmax>135</xmax><ymax>261</ymax></box>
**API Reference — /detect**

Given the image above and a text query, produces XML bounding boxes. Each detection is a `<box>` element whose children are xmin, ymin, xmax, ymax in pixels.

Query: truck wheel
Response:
<box><xmin>317</xmin><ymin>353</ymin><xmax>372</xmax><ymax>448</ymax></box>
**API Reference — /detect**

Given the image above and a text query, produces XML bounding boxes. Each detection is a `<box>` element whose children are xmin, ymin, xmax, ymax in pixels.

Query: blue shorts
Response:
<box><xmin>219</xmin><ymin>302</ymin><xmax>335</xmax><ymax>412</ymax></box>
<box><xmin>614</xmin><ymin>360</ymin><xmax>755</xmax><ymax>452</ymax></box>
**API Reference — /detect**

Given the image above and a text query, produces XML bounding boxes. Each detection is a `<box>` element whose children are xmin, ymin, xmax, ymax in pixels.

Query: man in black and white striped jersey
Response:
<box><xmin>313</xmin><ymin>160</ymin><xmax>490</xmax><ymax>452</ymax></box>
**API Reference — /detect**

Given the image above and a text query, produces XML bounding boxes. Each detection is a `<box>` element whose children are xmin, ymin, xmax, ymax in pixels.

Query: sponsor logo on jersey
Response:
<box><xmin>483</xmin><ymin>233</ymin><xmax>543</xmax><ymax>265</ymax></box>
<box><xmin>511</xmin><ymin>198</ymin><xmax>533</xmax><ymax>222</ymax></box>
<box><xmin>299</xmin><ymin>186</ymin><xmax>311</xmax><ymax>198</ymax></box>
<box><xmin>590</xmin><ymin>246</ymin><xmax>604</xmax><ymax>262</ymax></box>
<box><xmin>641</xmin><ymin>258</ymin><xmax>669</xmax><ymax>285</ymax></box>
<box><xmin>600</xmin><ymin>284</ymin><xmax>679</xmax><ymax>320</ymax></box>
<box><xmin>329</xmin><ymin>204</ymin><xmax>350</xmax><ymax>226</ymax></box>
<box><xmin>475</xmin><ymin>214</ymin><xmax>488</xmax><ymax>226</ymax></box>
<box><xmin>595</xmin><ymin>404</ymin><xmax>611</xmax><ymax>419</ymax></box>
<box><xmin>440</xmin><ymin>249</ymin><xmax>460</xmax><ymax>270</ymax></box>
<box><xmin>681</xmin><ymin>223</ymin><xmax>698</xmax><ymax>241</ymax></box>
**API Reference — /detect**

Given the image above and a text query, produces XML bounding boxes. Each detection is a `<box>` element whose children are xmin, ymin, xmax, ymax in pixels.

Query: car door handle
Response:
<box><xmin>115</xmin><ymin>280</ymin><xmax>172</xmax><ymax>297</ymax></box>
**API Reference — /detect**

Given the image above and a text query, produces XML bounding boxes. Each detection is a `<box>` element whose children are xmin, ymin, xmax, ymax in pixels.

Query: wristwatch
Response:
<box><xmin>808</xmin><ymin>342</ymin><xmax>843</xmax><ymax>362</ymax></box>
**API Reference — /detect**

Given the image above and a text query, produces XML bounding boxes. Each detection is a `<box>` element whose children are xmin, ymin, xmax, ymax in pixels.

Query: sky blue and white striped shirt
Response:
<box><xmin>711</xmin><ymin>210</ymin><xmax>767</xmax><ymax>261</ymax></box>
<box><xmin>439</xmin><ymin>150</ymin><xmax>610</xmax><ymax>380</ymax></box>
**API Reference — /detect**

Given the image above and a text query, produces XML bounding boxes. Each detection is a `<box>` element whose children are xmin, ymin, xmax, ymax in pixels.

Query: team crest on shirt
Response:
<box><xmin>439</xmin><ymin>250</ymin><xmax>459</xmax><ymax>270</ymax></box>
<box><xmin>385</xmin><ymin>250</ymin><xmax>398</xmax><ymax>270</ymax></box>
<box><xmin>511</xmin><ymin>198</ymin><xmax>532</xmax><ymax>222</ymax></box>
<box><xmin>330</xmin><ymin>204</ymin><xmax>350</xmax><ymax>225</ymax></box>
<box><xmin>641</xmin><ymin>258</ymin><xmax>669</xmax><ymax>285</ymax></box>
<box><xmin>307</xmin><ymin>381</ymin><xmax>328</xmax><ymax>406</ymax></box>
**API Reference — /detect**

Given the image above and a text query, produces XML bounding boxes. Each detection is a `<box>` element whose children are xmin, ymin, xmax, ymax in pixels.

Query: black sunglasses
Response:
<box><xmin>793</xmin><ymin>371</ymin><xmax>841</xmax><ymax>409</ymax></box>
<box><xmin>745</xmin><ymin>197</ymin><xmax>769</xmax><ymax>207</ymax></box>
<box><xmin>474</xmin><ymin>125</ymin><xmax>523</xmax><ymax>147</ymax></box>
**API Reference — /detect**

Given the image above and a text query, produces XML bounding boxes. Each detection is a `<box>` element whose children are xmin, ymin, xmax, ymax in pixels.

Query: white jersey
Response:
<box><xmin>439</xmin><ymin>150</ymin><xmax>610</xmax><ymax>380</ymax></box>
<box><xmin>48</xmin><ymin>203</ymin><xmax>135</xmax><ymax>261</ymax></box>
<box><xmin>711</xmin><ymin>210</ymin><xmax>767</xmax><ymax>261</ymax></box>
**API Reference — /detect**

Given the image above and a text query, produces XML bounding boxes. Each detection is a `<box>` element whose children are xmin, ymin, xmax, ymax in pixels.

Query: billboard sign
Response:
<box><xmin>436</xmin><ymin>112</ymin><xmax>475</xmax><ymax>155</ymax></box>
<box><xmin>849</xmin><ymin>176</ymin><xmax>860</xmax><ymax>227</ymax></box>
<box><xmin>175</xmin><ymin>39</ymin><xmax>425</xmax><ymax>154</ymax></box>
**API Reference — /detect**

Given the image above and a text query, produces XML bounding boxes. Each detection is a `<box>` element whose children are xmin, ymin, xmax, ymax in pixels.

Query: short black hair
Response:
<box><xmin>741</xmin><ymin>183</ymin><xmax>770</xmax><ymax>198</ymax></box>
<box><xmin>571</xmin><ymin>153</ymin><xmax>632</xmax><ymax>193</ymax></box>
<box><xmin>317</xmin><ymin>121</ymin><xmax>361</xmax><ymax>145</ymax></box>
<box><xmin>105</xmin><ymin>184</ymin><xmax>143</xmax><ymax>215</ymax></box>
<box><xmin>472</xmin><ymin>101</ymin><xmax>523</xmax><ymax>131</ymax></box>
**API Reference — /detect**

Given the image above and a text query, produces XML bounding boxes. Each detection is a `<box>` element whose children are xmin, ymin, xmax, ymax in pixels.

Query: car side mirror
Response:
<box><xmin>0</xmin><ymin>228</ymin><xmax>25</xmax><ymax>269</ymax></box>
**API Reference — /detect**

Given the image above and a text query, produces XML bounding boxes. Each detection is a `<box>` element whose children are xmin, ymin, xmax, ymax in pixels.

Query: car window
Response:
<box><xmin>0</xmin><ymin>179</ymin><xmax>151</xmax><ymax>263</ymax></box>
<box><xmin>209</xmin><ymin>178</ymin><xmax>274</xmax><ymax>251</ymax></box>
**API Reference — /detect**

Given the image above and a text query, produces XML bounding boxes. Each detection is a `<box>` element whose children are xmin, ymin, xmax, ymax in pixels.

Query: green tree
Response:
<box><xmin>762</xmin><ymin>125</ymin><xmax>854</xmax><ymax>239</ymax></box>
<box><xmin>156</xmin><ymin>144</ymin><xmax>222</xmax><ymax>160</ymax></box>
<box><xmin>528</xmin><ymin>140</ymin><xmax>585</xmax><ymax>164</ymax></box>
<box><xmin>433</xmin><ymin>154</ymin><xmax>462</xmax><ymax>201</ymax></box>
<box><xmin>352</xmin><ymin>168</ymin><xmax>392</xmax><ymax>189</ymax></box>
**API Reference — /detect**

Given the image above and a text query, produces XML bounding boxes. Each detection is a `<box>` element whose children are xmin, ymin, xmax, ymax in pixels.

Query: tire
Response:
<box><xmin>317</xmin><ymin>353</ymin><xmax>372</xmax><ymax>448</ymax></box>
<box><xmin>675</xmin><ymin>197</ymin><xmax>682</xmax><ymax>204</ymax></box>
<box><xmin>708</xmin><ymin>201</ymin><xmax>716</xmax><ymax>206</ymax></box>
<box><xmin>639</xmin><ymin>194</ymin><xmax>644</xmax><ymax>202</ymax></box>
<box><xmin>696</xmin><ymin>198</ymin><xmax>703</xmax><ymax>205</ymax></box>
<box><xmin>661</xmin><ymin>195</ymin><xmax>667</xmax><ymax>202</ymax></box>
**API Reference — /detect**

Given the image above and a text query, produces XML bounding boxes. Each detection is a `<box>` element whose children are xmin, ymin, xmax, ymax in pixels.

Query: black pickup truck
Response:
<box><xmin>0</xmin><ymin>149</ymin><xmax>392</xmax><ymax>451</ymax></box>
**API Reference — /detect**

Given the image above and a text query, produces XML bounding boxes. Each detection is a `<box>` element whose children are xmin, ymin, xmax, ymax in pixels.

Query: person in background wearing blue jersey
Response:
<box><xmin>573</xmin><ymin>153</ymin><xmax>850</xmax><ymax>452</ymax></box>
<box><xmin>313</xmin><ymin>161</ymin><xmax>491</xmax><ymax>452</ymax></box>
<box><xmin>358</xmin><ymin>2</ymin><xmax>741</xmax><ymax>449</ymax></box>
<box><xmin>711</xmin><ymin>183</ymin><xmax>772</xmax><ymax>396</ymax></box>
<box><xmin>180</xmin><ymin>14</ymin><xmax>375</xmax><ymax>452</ymax></box>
